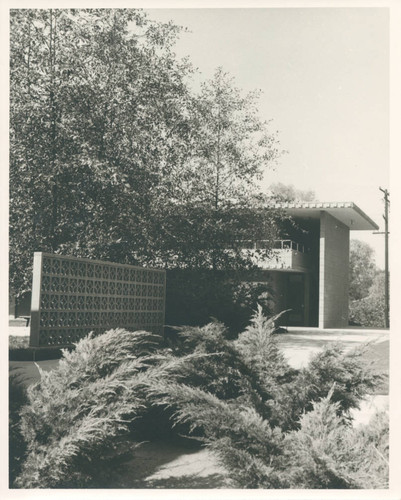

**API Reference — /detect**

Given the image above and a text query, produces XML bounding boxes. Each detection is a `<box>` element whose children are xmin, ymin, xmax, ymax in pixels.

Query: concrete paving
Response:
<box><xmin>9</xmin><ymin>325</ymin><xmax>29</xmax><ymax>337</ymax></box>
<box><xmin>277</xmin><ymin>326</ymin><xmax>389</xmax><ymax>369</ymax></box>
<box><xmin>276</xmin><ymin>327</ymin><xmax>390</xmax><ymax>429</ymax></box>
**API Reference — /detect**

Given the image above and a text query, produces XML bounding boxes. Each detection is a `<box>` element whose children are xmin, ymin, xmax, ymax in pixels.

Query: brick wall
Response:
<box><xmin>319</xmin><ymin>212</ymin><xmax>350</xmax><ymax>328</ymax></box>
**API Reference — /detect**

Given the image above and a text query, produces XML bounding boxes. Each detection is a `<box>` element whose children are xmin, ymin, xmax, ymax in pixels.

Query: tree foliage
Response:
<box><xmin>182</xmin><ymin>68</ymin><xmax>282</xmax><ymax>209</ymax></box>
<box><xmin>348</xmin><ymin>240</ymin><xmax>387</xmax><ymax>327</ymax></box>
<box><xmin>10</xmin><ymin>10</ymin><xmax>284</xmax><ymax>299</ymax></box>
<box><xmin>349</xmin><ymin>271</ymin><xmax>386</xmax><ymax>328</ymax></box>
<box><xmin>10</xmin><ymin>9</ymin><xmax>192</xmax><ymax>293</ymax></box>
<box><xmin>268</xmin><ymin>182</ymin><xmax>316</xmax><ymax>202</ymax></box>
<box><xmin>349</xmin><ymin>239</ymin><xmax>377</xmax><ymax>301</ymax></box>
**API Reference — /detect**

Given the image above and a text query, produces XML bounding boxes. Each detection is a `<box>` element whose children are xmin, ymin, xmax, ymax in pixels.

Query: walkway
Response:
<box><xmin>277</xmin><ymin>326</ymin><xmax>389</xmax><ymax>369</ymax></box>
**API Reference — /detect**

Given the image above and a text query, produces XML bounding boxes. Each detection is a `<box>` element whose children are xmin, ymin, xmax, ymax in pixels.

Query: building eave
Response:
<box><xmin>272</xmin><ymin>201</ymin><xmax>379</xmax><ymax>231</ymax></box>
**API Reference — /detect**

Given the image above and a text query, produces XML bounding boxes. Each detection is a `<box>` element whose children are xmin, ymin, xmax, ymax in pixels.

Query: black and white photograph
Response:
<box><xmin>3</xmin><ymin>0</ymin><xmax>400</xmax><ymax>496</ymax></box>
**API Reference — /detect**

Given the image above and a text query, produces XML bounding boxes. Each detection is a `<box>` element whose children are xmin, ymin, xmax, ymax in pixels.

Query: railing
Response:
<box><xmin>238</xmin><ymin>240</ymin><xmax>309</xmax><ymax>253</ymax></box>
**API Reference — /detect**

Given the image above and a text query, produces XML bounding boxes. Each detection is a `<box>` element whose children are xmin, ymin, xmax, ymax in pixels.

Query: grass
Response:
<box><xmin>362</xmin><ymin>340</ymin><xmax>389</xmax><ymax>373</ymax></box>
<box><xmin>360</xmin><ymin>340</ymin><xmax>389</xmax><ymax>395</ymax></box>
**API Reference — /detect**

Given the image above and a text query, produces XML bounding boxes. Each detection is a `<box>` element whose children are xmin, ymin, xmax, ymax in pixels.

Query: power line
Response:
<box><xmin>378</xmin><ymin>187</ymin><xmax>389</xmax><ymax>328</ymax></box>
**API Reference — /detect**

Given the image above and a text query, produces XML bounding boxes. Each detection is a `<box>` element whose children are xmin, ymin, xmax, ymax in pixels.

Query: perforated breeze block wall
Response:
<box><xmin>29</xmin><ymin>253</ymin><xmax>166</xmax><ymax>347</ymax></box>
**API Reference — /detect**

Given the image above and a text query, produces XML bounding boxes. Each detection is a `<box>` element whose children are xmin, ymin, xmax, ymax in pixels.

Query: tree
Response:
<box><xmin>349</xmin><ymin>271</ymin><xmax>386</xmax><ymax>328</ymax></box>
<box><xmin>157</xmin><ymin>68</ymin><xmax>283</xmax><ymax>270</ymax></box>
<box><xmin>268</xmin><ymin>182</ymin><xmax>316</xmax><ymax>202</ymax></box>
<box><xmin>10</xmin><ymin>12</ymin><xmax>285</xmax><ymax>332</ymax></box>
<box><xmin>349</xmin><ymin>240</ymin><xmax>377</xmax><ymax>301</ymax></box>
<box><xmin>157</xmin><ymin>68</ymin><xmax>285</xmax><ymax>329</ymax></box>
<box><xmin>186</xmin><ymin>68</ymin><xmax>282</xmax><ymax>208</ymax></box>
<box><xmin>10</xmin><ymin>9</ymin><xmax>196</xmax><ymax>296</ymax></box>
<box><xmin>348</xmin><ymin>240</ymin><xmax>387</xmax><ymax>327</ymax></box>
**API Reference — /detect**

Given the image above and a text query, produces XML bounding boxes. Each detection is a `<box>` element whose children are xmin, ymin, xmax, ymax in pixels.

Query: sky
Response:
<box><xmin>145</xmin><ymin>7</ymin><xmax>389</xmax><ymax>268</ymax></box>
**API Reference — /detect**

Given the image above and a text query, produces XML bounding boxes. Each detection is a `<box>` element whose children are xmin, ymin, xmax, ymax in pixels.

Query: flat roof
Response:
<box><xmin>273</xmin><ymin>201</ymin><xmax>379</xmax><ymax>231</ymax></box>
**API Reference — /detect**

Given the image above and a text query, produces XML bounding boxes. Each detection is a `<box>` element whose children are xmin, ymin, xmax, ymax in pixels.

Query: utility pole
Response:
<box><xmin>379</xmin><ymin>187</ymin><xmax>390</xmax><ymax>328</ymax></box>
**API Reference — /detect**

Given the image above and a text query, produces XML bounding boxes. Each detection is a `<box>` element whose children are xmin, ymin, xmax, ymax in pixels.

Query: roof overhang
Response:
<box><xmin>273</xmin><ymin>202</ymin><xmax>379</xmax><ymax>231</ymax></box>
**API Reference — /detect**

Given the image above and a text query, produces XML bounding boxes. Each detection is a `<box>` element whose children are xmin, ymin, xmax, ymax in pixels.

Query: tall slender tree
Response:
<box><xmin>180</xmin><ymin>67</ymin><xmax>282</xmax><ymax>208</ymax></box>
<box><xmin>159</xmin><ymin>68</ymin><xmax>284</xmax><ymax>270</ymax></box>
<box><xmin>10</xmin><ymin>9</ymin><xmax>196</xmax><ymax>295</ymax></box>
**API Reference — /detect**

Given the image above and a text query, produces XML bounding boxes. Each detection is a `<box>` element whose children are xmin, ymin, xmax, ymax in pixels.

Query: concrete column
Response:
<box><xmin>29</xmin><ymin>252</ymin><xmax>44</xmax><ymax>347</ymax></box>
<box><xmin>319</xmin><ymin>212</ymin><xmax>350</xmax><ymax>328</ymax></box>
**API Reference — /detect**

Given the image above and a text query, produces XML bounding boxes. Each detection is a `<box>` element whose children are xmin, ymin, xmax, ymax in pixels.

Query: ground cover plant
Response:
<box><xmin>12</xmin><ymin>329</ymin><xmax>183</xmax><ymax>488</ymax></box>
<box><xmin>151</xmin><ymin>307</ymin><xmax>388</xmax><ymax>488</ymax></box>
<box><xmin>9</xmin><ymin>371</ymin><xmax>29</xmax><ymax>487</ymax></box>
<box><xmin>10</xmin><ymin>307</ymin><xmax>388</xmax><ymax>489</ymax></box>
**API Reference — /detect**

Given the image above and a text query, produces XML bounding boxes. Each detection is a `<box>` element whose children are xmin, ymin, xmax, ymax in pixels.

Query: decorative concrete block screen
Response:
<box><xmin>30</xmin><ymin>252</ymin><xmax>166</xmax><ymax>347</ymax></box>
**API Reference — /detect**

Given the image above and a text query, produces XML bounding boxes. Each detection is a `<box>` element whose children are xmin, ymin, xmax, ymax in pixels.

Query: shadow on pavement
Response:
<box><xmin>140</xmin><ymin>473</ymin><xmax>230</xmax><ymax>489</ymax></box>
<box><xmin>88</xmin><ymin>439</ymin><xmax>229</xmax><ymax>489</ymax></box>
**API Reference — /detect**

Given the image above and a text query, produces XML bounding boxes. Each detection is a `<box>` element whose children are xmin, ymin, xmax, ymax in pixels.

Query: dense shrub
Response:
<box><xmin>13</xmin><ymin>329</ymin><xmax>181</xmax><ymax>488</ymax></box>
<box><xmin>150</xmin><ymin>307</ymin><xmax>387</xmax><ymax>488</ymax></box>
<box><xmin>152</xmin><ymin>380</ymin><xmax>388</xmax><ymax>488</ymax></box>
<box><xmin>165</xmin><ymin>321</ymin><xmax>264</xmax><ymax>401</ymax></box>
<box><xmin>296</xmin><ymin>343</ymin><xmax>381</xmax><ymax>412</ymax></box>
<box><xmin>12</xmin><ymin>308</ymin><xmax>388</xmax><ymax>489</ymax></box>
<box><xmin>283</xmin><ymin>391</ymin><xmax>389</xmax><ymax>488</ymax></box>
<box><xmin>349</xmin><ymin>272</ymin><xmax>387</xmax><ymax>328</ymax></box>
<box><xmin>9</xmin><ymin>335</ymin><xmax>29</xmax><ymax>350</ymax></box>
<box><xmin>165</xmin><ymin>269</ymin><xmax>273</xmax><ymax>336</ymax></box>
<box><xmin>9</xmin><ymin>372</ymin><xmax>29</xmax><ymax>487</ymax></box>
<box><xmin>349</xmin><ymin>297</ymin><xmax>386</xmax><ymax>328</ymax></box>
<box><xmin>166</xmin><ymin>307</ymin><xmax>382</xmax><ymax>433</ymax></box>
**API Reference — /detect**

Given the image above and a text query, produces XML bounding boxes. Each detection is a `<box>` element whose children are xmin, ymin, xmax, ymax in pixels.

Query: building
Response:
<box><xmin>243</xmin><ymin>201</ymin><xmax>379</xmax><ymax>328</ymax></box>
<box><xmin>10</xmin><ymin>201</ymin><xmax>379</xmax><ymax>331</ymax></box>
